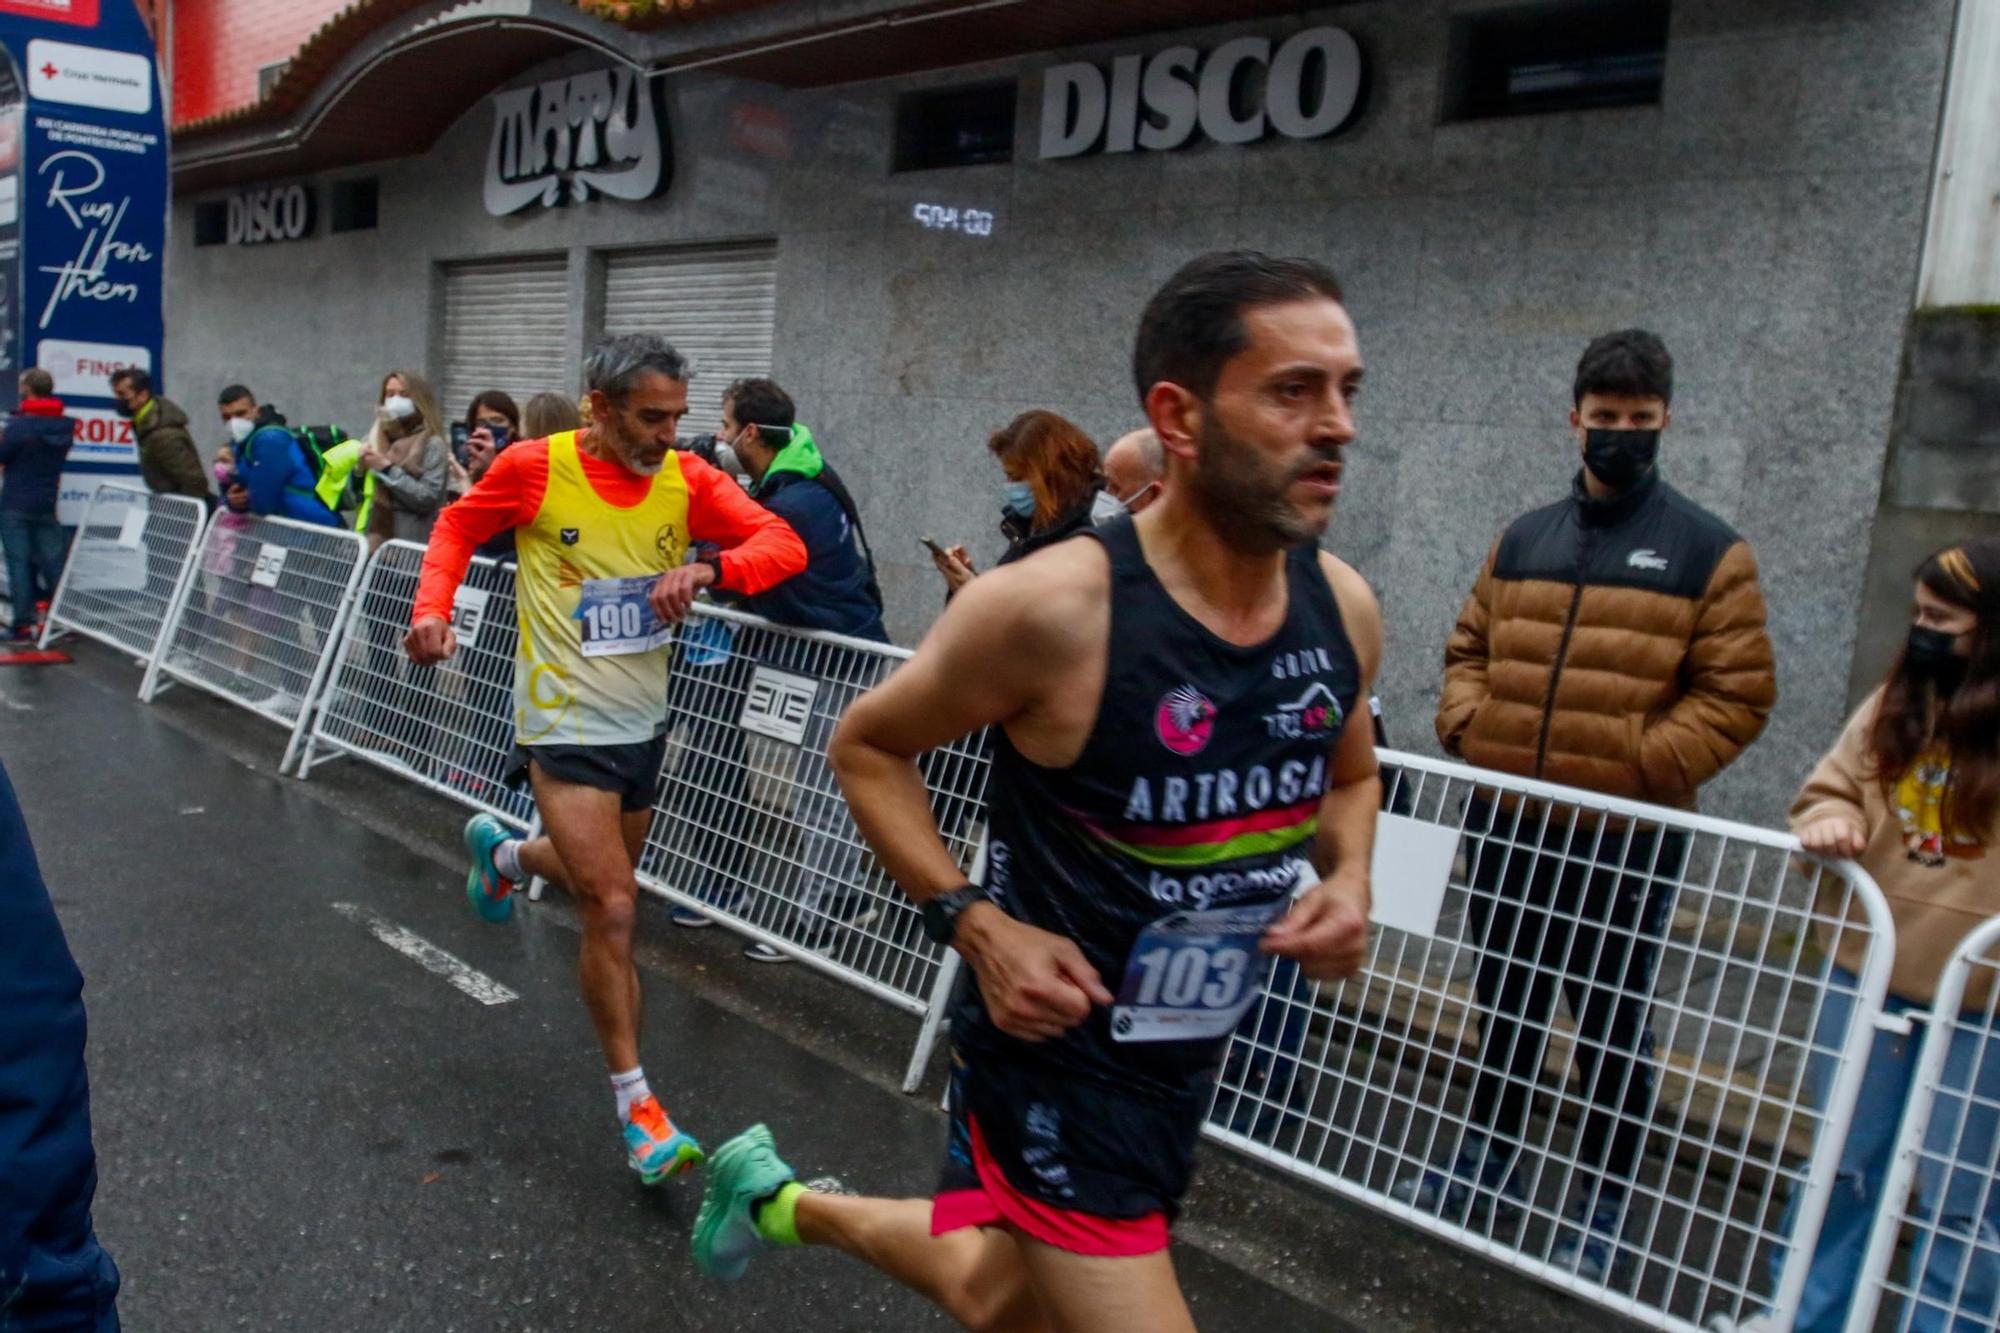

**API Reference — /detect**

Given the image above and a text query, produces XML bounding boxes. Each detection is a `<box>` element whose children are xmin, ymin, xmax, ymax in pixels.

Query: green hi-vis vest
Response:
<box><xmin>315</xmin><ymin>439</ymin><xmax>378</xmax><ymax>533</ymax></box>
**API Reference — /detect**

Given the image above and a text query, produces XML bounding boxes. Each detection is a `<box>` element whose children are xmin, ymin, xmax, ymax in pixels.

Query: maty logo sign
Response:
<box><xmin>39</xmin><ymin>337</ymin><xmax>147</xmax><ymax>398</ymax></box>
<box><xmin>28</xmin><ymin>39</ymin><xmax>152</xmax><ymax>116</ymax></box>
<box><xmin>484</xmin><ymin>66</ymin><xmax>669</xmax><ymax>216</ymax></box>
<box><xmin>0</xmin><ymin>0</ymin><xmax>100</xmax><ymax>26</ymax></box>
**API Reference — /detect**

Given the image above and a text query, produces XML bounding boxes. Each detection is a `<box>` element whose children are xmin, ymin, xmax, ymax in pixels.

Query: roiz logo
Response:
<box><xmin>1154</xmin><ymin>684</ymin><xmax>1215</xmax><ymax>756</ymax></box>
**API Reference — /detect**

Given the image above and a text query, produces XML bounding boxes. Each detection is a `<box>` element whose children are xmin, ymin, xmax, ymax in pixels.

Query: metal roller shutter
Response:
<box><xmin>439</xmin><ymin>255</ymin><xmax>572</xmax><ymax>421</ymax></box>
<box><xmin>600</xmin><ymin>242</ymin><xmax>778</xmax><ymax>435</ymax></box>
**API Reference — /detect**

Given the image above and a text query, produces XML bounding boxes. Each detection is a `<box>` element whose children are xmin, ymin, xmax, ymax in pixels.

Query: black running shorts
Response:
<box><xmin>508</xmin><ymin>735</ymin><xmax>668</xmax><ymax>813</ymax></box>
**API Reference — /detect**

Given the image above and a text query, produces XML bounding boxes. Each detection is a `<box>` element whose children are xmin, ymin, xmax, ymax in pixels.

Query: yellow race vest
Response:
<box><xmin>514</xmin><ymin>432</ymin><xmax>690</xmax><ymax>746</ymax></box>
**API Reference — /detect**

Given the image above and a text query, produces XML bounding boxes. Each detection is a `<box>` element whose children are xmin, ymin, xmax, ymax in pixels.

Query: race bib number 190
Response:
<box><xmin>1110</xmin><ymin>901</ymin><xmax>1283</xmax><ymax>1044</ymax></box>
<box><xmin>575</xmin><ymin>576</ymin><xmax>671</xmax><ymax>657</ymax></box>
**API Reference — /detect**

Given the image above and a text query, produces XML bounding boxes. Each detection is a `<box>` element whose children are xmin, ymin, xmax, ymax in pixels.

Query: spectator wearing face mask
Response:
<box><xmin>1099</xmin><ymin>426</ymin><xmax>1165</xmax><ymax>517</ymax></box>
<box><xmin>929</xmin><ymin>410</ymin><xmax>1102</xmax><ymax>596</ymax></box>
<box><xmin>215</xmin><ymin>384</ymin><xmax>340</xmax><ymax>528</ymax></box>
<box><xmin>353</xmin><ymin>371</ymin><xmax>449</xmax><ymax>549</ymax></box>
<box><xmin>109</xmin><ymin>367</ymin><xmax>207</xmax><ymax>502</ymax></box>
<box><xmin>1708</xmin><ymin>539</ymin><xmax>2000</xmax><ymax>1333</ymax></box>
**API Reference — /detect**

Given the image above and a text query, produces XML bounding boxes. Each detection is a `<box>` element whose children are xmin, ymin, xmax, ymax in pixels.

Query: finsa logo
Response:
<box><xmin>484</xmin><ymin>67</ymin><xmax>672</xmax><ymax>217</ymax></box>
<box><xmin>1264</xmin><ymin>681</ymin><xmax>1345</xmax><ymax>741</ymax></box>
<box><xmin>1627</xmin><ymin>549</ymin><xmax>1669</xmax><ymax>572</ymax></box>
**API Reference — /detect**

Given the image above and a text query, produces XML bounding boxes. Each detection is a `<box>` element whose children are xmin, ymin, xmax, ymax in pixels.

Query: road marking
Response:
<box><xmin>332</xmin><ymin>902</ymin><xmax>519</xmax><ymax>1006</ymax></box>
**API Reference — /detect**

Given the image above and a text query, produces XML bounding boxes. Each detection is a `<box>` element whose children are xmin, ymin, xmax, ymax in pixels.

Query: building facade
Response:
<box><xmin>162</xmin><ymin>0</ymin><xmax>1978</xmax><ymax>824</ymax></box>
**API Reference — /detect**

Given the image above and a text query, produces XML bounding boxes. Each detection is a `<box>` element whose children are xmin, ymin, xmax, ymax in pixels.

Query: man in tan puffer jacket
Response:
<box><xmin>1397</xmin><ymin>330</ymin><xmax>1776</xmax><ymax>1282</ymax></box>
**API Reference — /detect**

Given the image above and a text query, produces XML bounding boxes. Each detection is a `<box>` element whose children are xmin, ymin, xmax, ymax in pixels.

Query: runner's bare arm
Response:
<box><xmin>1264</xmin><ymin>554</ymin><xmax>1383</xmax><ymax>981</ymax></box>
<box><xmin>832</xmin><ymin>542</ymin><xmax>1114</xmax><ymax>1041</ymax></box>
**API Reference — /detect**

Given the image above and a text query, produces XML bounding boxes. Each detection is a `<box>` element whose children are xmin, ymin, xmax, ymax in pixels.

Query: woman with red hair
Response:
<box><xmin>931</xmin><ymin>410</ymin><xmax>1103</xmax><ymax>595</ymax></box>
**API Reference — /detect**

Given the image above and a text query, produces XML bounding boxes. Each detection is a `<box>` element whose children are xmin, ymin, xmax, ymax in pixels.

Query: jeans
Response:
<box><xmin>0</xmin><ymin>509</ymin><xmax>69</xmax><ymax>630</ymax></box>
<box><xmin>1461</xmin><ymin>802</ymin><xmax>1684</xmax><ymax>1197</ymax></box>
<box><xmin>1767</xmin><ymin>970</ymin><xmax>2000</xmax><ymax>1333</ymax></box>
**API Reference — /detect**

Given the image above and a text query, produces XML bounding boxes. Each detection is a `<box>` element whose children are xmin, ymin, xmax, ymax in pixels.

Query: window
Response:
<box><xmin>893</xmin><ymin>81</ymin><xmax>1016</xmax><ymax>172</ymax></box>
<box><xmin>192</xmin><ymin>199</ymin><xmax>227</xmax><ymax>247</ymax></box>
<box><xmin>257</xmin><ymin>59</ymin><xmax>291</xmax><ymax>101</ymax></box>
<box><xmin>1443</xmin><ymin>0</ymin><xmax>1669</xmax><ymax>122</ymax></box>
<box><xmin>329</xmin><ymin>178</ymin><xmax>378</xmax><ymax>234</ymax></box>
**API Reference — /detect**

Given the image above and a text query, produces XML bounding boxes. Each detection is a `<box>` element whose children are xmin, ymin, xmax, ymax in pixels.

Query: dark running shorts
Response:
<box><xmin>930</xmin><ymin>1046</ymin><xmax>1197</xmax><ymax>1257</ymax></box>
<box><xmin>508</xmin><ymin>735</ymin><xmax>668</xmax><ymax>813</ymax></box>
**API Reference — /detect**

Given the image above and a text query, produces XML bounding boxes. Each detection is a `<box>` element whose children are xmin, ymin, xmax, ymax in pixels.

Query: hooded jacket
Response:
<box><xmin>131</xmin><ymin>396</ymin><xmax>209</xmax><ymax>500</ymax></box>
<box><xmin>740</xmin><ymin>425</ymin><xmax>887</xmax><ymax>642</ymax></box>
<box><xmin>0</xmin><ymin>399</ymin><xmax>74</xmax><ymax>515</ymax></box>
<box><xmin>1437</xmin><ymin>467</ymin><xmax>1776</xmax><ymax>809</ymax></box>
<box><xmin>233</xmin><ymin>408</ymin><xmax>341</xmax><ymax>529</ymax></box>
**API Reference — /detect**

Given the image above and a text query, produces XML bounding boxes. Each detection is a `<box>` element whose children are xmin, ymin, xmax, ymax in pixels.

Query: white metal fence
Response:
<box><xmin>1846</xmin><ymin>914</ymin><xmax>2000</xmax><ymax>1333</ymax></box>
<box><xmin>141</xmin><ymin>514</ymin><xmax>368</xmax><ymax>770</ymax></box>
<box><xmin>638</xmin><ymin>602</ymin><xmax>991</xmax><ymax>1087</ymax></box>
<box><xmin>40</xmin><ymin>485</ymin><xmax>208</xmax><ymax>661</ymax></box>
<box><xmin>1197</xmin><ymin>750</ymin><xmax>1895</xmax><ymax>1333</ymax></box>
<box><xmin>294</xmin><ymin>540</ymin><xmax>537</xmax><ymax>833</ymax></box>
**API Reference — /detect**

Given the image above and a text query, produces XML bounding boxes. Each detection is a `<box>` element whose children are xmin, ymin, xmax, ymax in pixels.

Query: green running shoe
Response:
<box><xmin>692</xmin><ymin>1123</ymin><xmax>799</xmax><ymax>1281</ymax></box>
<box><xmin>463</xmin><ymin>813</ymin><xmax>516</xmax><ymax>923</ymax></box>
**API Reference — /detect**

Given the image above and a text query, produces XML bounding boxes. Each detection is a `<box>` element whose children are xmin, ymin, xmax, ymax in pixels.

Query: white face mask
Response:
<box><xmin>225</xmin><ymin>416</ymin><xmax>255</xmax><ymax>444</ymax></box>
<box><xmin>379</xmin><ymin>394</ymin><xmax>415</xmax><ymax>421</ymax></box>
<box><xmin>1090</xmin><ymin>488</ymin><xmax>1126</xmax><ymax>525</ymax></box>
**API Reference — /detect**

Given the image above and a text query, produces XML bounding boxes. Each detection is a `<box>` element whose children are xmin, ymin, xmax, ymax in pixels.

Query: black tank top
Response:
<box><xmin>959</xmin><ymin>517</ymin><xmax>1362</xmax><ymax>1106</ymax></box>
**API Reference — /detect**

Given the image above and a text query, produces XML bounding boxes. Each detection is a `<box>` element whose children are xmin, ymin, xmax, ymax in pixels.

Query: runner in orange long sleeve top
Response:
<box><xmin>403</xmin><ymin>335</ymin><xmax>805</xmax><ymax>1189</ymax></box>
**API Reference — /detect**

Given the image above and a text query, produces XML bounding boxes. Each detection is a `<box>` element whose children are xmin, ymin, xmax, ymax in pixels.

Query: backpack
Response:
<box><xmin>815</xmin><ymin>460</ymin><xmax>884</xmax><ymax>614</ymax></box>
<box><xmin>288</xmin><ymin>424</ymin><xmax>348</xmax><ymax>481</ymax></box>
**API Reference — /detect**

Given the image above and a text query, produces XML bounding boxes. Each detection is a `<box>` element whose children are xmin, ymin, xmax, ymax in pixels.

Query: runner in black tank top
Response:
<box><xmin>691</xmin><ymin>251</ymin><xmax>1381</xmax><ymax>1333</ymax></box>
<box><xmin>943</xmin><ymin>514</ymin><xmax>1361</xmax><ymax>1217</ymax></box>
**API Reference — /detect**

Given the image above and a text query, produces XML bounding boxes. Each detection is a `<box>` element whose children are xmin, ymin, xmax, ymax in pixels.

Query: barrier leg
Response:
<box><xmin>901</xmin><ymin>838</ymin><xmax>987</xmax><ymax>1094</ymax></box>
<box><xmin>281</xmin><ymin>567</ymin><xmax>366</xmax><ymax>776</ymax></box>
<box><xmin>137</xmin><ymin>539</ymin><xmax>207</xmax><ymax>703</ymax></box>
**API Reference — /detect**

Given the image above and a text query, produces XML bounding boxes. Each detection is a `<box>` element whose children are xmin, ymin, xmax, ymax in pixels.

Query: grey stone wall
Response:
<box><xmin>162</xmin><ymin>0</ymin><xmax>1954</xmax><ymax>826</ymax></box>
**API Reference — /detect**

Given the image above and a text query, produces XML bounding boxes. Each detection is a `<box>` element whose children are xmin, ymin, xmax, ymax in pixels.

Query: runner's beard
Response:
<box><xmin>608</xmin><ymin>419</ymin><xmax>668</xmax><ymax>476</ymax></box>
<box><xmin>1190</xmin><ymin>413</ymin><xmax>1334</xmax><ymax>553</ymax></box>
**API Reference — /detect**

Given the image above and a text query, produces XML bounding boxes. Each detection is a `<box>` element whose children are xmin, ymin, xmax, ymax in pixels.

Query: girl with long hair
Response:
<box><xmin>357</xmin><ymin>369</ymin><xmax>449</xmax><ymax>548</ymax></box>
<box><xmin>1713</xmin><ymin>537</ymin><xmax>2000</xmax><ymax>1333</ymax></box>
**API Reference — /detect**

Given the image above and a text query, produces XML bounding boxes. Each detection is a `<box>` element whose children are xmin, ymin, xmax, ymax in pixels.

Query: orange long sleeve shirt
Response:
<box><xmin>412</xmin><ymin>438</ymin><xmax>806</xmax><ymax>625</ymax></box>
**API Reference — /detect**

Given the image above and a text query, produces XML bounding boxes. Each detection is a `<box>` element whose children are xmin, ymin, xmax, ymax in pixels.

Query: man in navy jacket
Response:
<box><xmin>0</xmin><ymin>370</ymin><xmax>76</xmax><ymax>638</ymax></box>
<box><xmin>0</xmin><ymin>756</ymin><xmax>121</xmax><ymax>1330</ymax></box>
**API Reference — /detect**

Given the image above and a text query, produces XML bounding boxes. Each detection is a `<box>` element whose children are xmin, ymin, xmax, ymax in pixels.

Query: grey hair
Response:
<box><xmin>1132</xmin><ymin>428</ymin><xmax>1165</xmax><ymax>475</ymax></box>
<box><xmin>582</xmin><ymin>333</ymin><xmax>690</xmax><ymax>402</ymax></box>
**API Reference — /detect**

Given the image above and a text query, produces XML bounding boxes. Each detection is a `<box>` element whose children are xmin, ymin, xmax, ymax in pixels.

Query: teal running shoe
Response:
<box><xmin>462</xmin><ymin>814</ymin><xmax>516</xmax><ymax>923</ymax></box>
<box><xmin>693</xmin><ymin>1123</ymin><xmax>799</xmax><ymax>1280</ymax></box>
<box><xmin>625</xmin><ymin>1095</ymin><xmax>703</xmax><ymax>1184</ymax></box>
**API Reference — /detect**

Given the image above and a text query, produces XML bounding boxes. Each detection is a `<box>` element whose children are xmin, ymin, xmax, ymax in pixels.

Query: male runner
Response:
<box><xmin>404</xmin><ymin>334</ymin><xmax>806</xmax><ymax>1183</ymax></box>
<box><xmin>691</xmin><ymin>252</ymin><xmax>1383</xmax><ymax>1331</ymax></box>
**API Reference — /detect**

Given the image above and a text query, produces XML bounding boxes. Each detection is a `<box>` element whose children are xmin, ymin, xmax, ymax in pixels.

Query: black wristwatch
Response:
<box><xmin>697</xmin><ymin>557</ymin><xmax>725</xmax><ymax>588</ymax></box>
<box><xmin>921</xmin><ymin>884</ymin><xmax>989</xmax><ymax>947</ymax></box>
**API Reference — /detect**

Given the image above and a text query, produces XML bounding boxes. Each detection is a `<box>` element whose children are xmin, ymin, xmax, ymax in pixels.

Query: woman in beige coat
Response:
<box><xmin>1712</xmin><ymin>538</ymin><xmax>2000</xmax><ymax>1333</ymax></box>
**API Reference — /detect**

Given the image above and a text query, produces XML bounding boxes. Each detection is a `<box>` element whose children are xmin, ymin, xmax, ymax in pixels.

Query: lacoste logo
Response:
<box><xmin>1627</xmin><ymin>549</ymin><xmax>1668</xmax><ymax>571</ymax></box>
<box><xmin>560</xmin><ymin>528</ymin><xmax>580</xmax><ymax>546</ymax></box>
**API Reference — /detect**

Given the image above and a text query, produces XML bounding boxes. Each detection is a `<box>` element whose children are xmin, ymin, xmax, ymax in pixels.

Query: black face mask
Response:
<box><xmin>113</xmin><ymin>400</ymin><xmax>136</xmax><ymax>419</ymax></box>
<box><xmin>1582</xmin><ymin>428</ymin><xmax>1659</xmax><ymax>493</ymax></box>
<box><xmin>1906</xmin><ymin>624</ymin><xmax>1966</xmax><ymax>692</ymax></box>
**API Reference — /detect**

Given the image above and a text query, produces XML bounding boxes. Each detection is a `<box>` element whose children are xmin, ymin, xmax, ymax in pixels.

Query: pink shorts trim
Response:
<box><xmin>929</xmin><ymin>1113</ymin><xmax>1170</xmax><ymax>1258</ymax></box>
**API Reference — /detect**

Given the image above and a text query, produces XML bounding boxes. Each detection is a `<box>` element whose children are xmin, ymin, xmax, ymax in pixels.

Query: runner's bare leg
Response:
<box><xmin>1017</xmin><ymin>1239</ymin><xmax>1196</xmax><ymax>1333</ymax></box>
<box><xmin>795</xmin><ymin>1193</ymin><xmax>1050</xmax><ymax>1333</ymax></box>
<box><xmin>523</xmin><ymin>766</ymin><xmax>652</xmax><ymax>1071</ymax></box>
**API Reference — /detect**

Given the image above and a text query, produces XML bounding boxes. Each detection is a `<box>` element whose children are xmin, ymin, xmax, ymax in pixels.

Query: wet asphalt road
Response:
<box><xmin>1</xmin><ymin>649</ymin><xmax>1362</xmax><ymax>1333</ymax></box>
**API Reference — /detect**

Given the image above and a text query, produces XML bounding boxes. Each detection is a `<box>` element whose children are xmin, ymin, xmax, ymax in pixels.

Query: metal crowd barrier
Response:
<box><xmin>40</xmin><ymin>484</ymin><xmax>208</xmax><ymax>662</ymax></box>
<box><xmin>293</xmin><ymin>540</ymin><xmax>537</xmax><ymax>834</ymax></box>
<box><xmin>1846</xmin><ymin>914</ymin><xmax>2000</xmax><ymax>1333</ymax></box>
<box><xmin>637</xmin><ymin>601</ymin><xmax>991</xmax><ymax>1092</ymax></box>
<box><xmin>141</xmin><ymin>514</ymin><xmax>368</xmax><ymax>771</ymax></box>
<box><xmin>1192</xmin><ymin>749</ymin><xmax>1894</xmax><ymax>1333</ymax></box>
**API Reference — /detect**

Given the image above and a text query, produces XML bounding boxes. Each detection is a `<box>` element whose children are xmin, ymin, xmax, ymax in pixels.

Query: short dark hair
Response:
<box><xmin>1132</xmin><ymin>250</ymin><xmax>1345</xmax><ymax>405</ymax></box>
<box><xmin>218</xmin><ymin>384</ymin><xmax>255</xmax><ymax>407</ymax></box>
<box><xmin>1573</xmin><ymin>329</ymin><xmax>1673</xmax><ymax>407</ymax></box>
<box><xmin>19</xmin><ymin>368</ymin><xmax>54</xmax><ymax>398</ymax></box>
<box><xmin>462</xmin><ymin>389</ymin><xmax>520</xmax><ymax>434</ymax></box>
<box><xmin>723</xmin><ymin>377</ymin><xmax>795</xmax><ymax>432</ymax></box>
<box><xmin>110</xmin><ymin>366</ymin><xmax>151</xmax><ymax>394</ymax></box>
